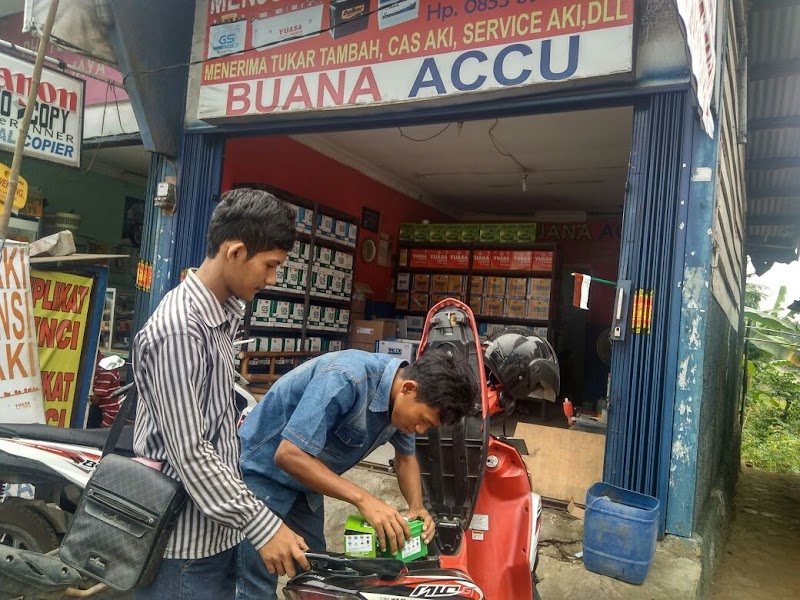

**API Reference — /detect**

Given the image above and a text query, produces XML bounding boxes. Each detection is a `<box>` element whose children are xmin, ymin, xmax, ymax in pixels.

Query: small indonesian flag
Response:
<box><xmin>573</xmin><ymin>274</ymin><xmax>591</xmax><ymax>310</ymax></box>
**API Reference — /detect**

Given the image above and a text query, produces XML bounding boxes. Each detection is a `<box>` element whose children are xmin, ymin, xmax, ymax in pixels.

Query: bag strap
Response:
<box><xmin>102</xmin><ymin>381</ymin><xmax>227</xmax><ymax>457</ymax></box>
<box><xmin>102</xmin><ymin>381</ymin><xmax>137</xmax><ymax>457</ymax></box>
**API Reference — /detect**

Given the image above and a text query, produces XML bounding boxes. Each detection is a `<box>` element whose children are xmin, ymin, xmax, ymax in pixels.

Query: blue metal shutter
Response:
<box><xmin>604</xmin><ymin>92</ymin><xmax>692</xmax><ymax>533</ymax></box>
<box><xmin>170</xmin><ymin>134</ymin><xmax>224</xmax><ymax>289</ymax></box>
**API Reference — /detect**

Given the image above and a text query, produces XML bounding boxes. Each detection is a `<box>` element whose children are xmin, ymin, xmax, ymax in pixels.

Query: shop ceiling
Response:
<box><xmin>294</xmin><ymin>106</ymin><xmax>633</xmax><ymax>221</ymax></box>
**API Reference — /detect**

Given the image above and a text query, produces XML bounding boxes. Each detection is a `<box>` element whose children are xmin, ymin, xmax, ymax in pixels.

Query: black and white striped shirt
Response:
<box><xmin>132</xmin><ymin>270</ymin><xmax>280</xmax><ymax>559</ymax></box>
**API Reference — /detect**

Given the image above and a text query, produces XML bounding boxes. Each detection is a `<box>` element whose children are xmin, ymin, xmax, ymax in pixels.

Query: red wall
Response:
<box><xmin>537</xmin><ymin>220</ymin><xmax>622</xmax><ymax>325</ymax></box>
<box><xmin>222</xmin><ymin>136</ymin><xmax>447</xmax><ymax>301</ymax></box>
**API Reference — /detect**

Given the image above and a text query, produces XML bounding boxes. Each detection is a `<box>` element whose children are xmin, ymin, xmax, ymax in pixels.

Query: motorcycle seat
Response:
<box><xmin>0</xmin><ymin>423</ymin><xmax>135</xmax><ymax>456</ymax></box>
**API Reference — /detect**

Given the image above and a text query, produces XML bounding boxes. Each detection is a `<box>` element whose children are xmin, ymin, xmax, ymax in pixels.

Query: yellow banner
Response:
<box><xmin>30</xmin><ymin>270</ymin><xmax>94</xmax><ymax>427</ymax></box>
<box><xmin>0</xmin><ymin>163</ymin><xmax>29</xmax><ymax>210</ymax></box>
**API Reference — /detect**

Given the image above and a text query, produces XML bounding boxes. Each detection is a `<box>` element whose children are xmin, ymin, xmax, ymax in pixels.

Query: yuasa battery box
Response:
<box><xmin>343</xmin><ymin>514</ymin><xmax>428</xmax><ymax>562</ymax></box>
<box><xmin>330</xmin><ymin>0</ymin><xmax>370</xmax><ymax>39</ymax></box>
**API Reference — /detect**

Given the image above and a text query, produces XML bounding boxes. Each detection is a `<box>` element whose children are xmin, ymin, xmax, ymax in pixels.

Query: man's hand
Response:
<box><xmin>357</xmin><ymin>494</ymin><xmax>412</xmax><ymax>554</ymax></box>
<box><xmin>405</xmin><ymin>506</ymin><xmax>435</xmax><ymax>544</ymax></box>
<box><xmin>257</xmin><ymin>523</ymin><xmax>310</xmax><ymax>578</ymax></box>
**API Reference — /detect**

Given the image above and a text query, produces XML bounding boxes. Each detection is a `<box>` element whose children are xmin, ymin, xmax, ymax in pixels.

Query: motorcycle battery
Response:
<box><xmin>329</xmin><ymin>0</ymin><xmax>370</xmax><ymax>39</ymax></box>
<box><xmin>344</xmin><ymin>514</ymin><xmax>428</xmax><ymax>562</ymax></box>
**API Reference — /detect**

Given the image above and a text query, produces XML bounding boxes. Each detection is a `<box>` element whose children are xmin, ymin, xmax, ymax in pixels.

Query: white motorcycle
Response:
<box><xmin>0</xmin><ymin>358</ymin><xmax>258</xmax><ymax>599</ymax></box>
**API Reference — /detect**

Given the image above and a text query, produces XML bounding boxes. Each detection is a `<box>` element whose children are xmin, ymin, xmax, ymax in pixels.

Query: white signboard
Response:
<box><xmin>0</xmin><ymin>50</ymin><xmax>84</xmax><ymax>167</ymax></box>
<box><xmin>197</xmin><ymin>0</ymin><xmax>634</xmax><ymax>120</ymax></box>
<box><xmin>0</xmin><ymin>242</ymin><xmax>46</xmax><ymax>424</ymax></box>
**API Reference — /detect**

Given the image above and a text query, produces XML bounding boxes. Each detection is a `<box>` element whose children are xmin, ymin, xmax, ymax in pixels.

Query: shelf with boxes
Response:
<box><xmin>238</xmin><ymin>184</ymin><xmax>357</xmax><ymax>365</ymax></box>
<box><xmin>394</xmin><ymin>243</ymin><xmax>558</xmax><ymax>339</ymax></box>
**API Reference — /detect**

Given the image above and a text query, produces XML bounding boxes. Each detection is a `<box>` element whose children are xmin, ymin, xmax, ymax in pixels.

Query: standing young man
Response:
<box><xmin>132</xmin><ymin>188</ymin><xmax>310</xmax><ymax>599</ymax></box>
<box><xmin>235</xmin><ymin>347</ymin><xmax>479</xmax><ymax>600</ymax></box>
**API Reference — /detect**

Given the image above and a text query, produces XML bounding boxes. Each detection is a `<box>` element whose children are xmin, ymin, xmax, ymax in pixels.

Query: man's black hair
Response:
<box><xmin>207</xmin><ymin>188</ymin><xmax>296</xmax><ymax>258</ymax></box>
<box><xmin>403</xmin><ymin>347</ymin><xmax>480</xmax><ymax>425</ymax></box>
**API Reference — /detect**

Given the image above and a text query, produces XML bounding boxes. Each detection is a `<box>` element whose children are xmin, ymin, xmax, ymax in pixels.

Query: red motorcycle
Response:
<box><xmin>284</xmin><ymin>299</ymin><xmax>560</xmax><ymax>600</ymax></box>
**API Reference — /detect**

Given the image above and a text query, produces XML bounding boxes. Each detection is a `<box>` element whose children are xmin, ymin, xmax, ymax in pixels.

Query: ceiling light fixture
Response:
<box><xmin>521</xmin><ymin>172</ymin><xmax>528</xmax><ymax>192</ymax></box>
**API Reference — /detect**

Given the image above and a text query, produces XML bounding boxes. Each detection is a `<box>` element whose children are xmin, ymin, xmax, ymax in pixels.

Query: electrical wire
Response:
<box><xmin>399</xmin><ymin>123</ymin><xmax>451</xmax><ymax>143</ymax></box>
<box><xmin>82</xmin><ymin>82</ymin><xmax>112</xmax><ymax>175</ymax></box>
<box><xmin>487</xmin><ymin>118</ymin><xmax>531</xmax><ymax>173</ymax></box>
<box><xmin>120</xmin><ymin>0</ymin><xmax>408</xmax><ymax>83</ymax></box>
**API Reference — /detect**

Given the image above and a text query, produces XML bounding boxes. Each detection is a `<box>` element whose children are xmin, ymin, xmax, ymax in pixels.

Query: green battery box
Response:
<box><xmin>343</xmin><ymin>514</ymin><xmax>428</xmax><ymax>562</ymax></box>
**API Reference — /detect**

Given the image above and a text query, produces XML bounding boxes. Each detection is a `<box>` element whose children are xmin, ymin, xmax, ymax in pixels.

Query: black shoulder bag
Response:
<box><xmin>59</xmin><ymin>382</ymin><xmax>188</xmax><ymax>591</ymax></box>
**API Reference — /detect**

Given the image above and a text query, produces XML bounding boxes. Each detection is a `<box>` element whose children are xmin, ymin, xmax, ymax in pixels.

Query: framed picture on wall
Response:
<box><xmin>362</xmin><ymin>207</ymin><xmax>380</xmax><ymax>233</ymax></box>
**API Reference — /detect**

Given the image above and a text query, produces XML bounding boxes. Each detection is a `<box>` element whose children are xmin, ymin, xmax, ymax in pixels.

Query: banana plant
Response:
<box><xmin>744</xmin><ymin>289</ymin><xmax>800</xmax><ymax>368</ymax></box>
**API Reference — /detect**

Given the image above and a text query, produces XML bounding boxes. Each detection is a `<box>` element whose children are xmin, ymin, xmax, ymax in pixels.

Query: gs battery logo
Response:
<box><xmin>208</xmin><ymin>20</ymin><xmax>246</xmax><ymax>58</ymax></box>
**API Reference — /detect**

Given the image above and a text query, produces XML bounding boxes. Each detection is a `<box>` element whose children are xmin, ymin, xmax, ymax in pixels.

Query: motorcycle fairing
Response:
<box><xmin>414</xmin><ymin>300</ymin><xmax>489</xmax><ymax>556</ymax></box>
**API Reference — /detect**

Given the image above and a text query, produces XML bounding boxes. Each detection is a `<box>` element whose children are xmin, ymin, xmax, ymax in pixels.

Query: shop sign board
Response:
<box><xmin>0</xmin><ymin>51</ymin><xmax>84</xmax><ymax>167</ymax></box>
<box><xmin>197</xmin><ymin>0</ymin><xmax>634</xmax><ymax>119</ymax></box>
<box><xmin>30</xmin><ymin>270</ymin><xmax>94</xmax><ymax>427</ymax></box>
<box><xmin>0</xmin><ymin>242</ymin><xmax>46</xmax><ymax>424</ymax></box>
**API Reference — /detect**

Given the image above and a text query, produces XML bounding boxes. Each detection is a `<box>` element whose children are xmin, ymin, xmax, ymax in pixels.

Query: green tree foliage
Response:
<box><xmin>742</xmin><ymin>303</ymin><xmax>800</xmax><ymax>472</ymax></box>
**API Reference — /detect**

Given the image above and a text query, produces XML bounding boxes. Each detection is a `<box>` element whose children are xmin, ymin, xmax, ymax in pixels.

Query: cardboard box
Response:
<box><xmin>412</xmin><ymin>274</ymin><xmax>430</xmax><ymax>292</ymax></box>
<box><xmin>409</xmin><ymin>249</ymin><xmax>428</xmax><ymax>268</ymax></box>
<box><xmin>290</xmin><ymin>302</ymin><xmax>305</xmax><ymax>322</ymax></box>
<box><xmin>486</xmin><ymin>276</ymin><xmax>506</xmax><ymax>296</ymax></box>
<box><xmin>413</xmin><ymin>224</ymin><xmax>430</xmax><ymax>242</ymax></box>
<box><xmin>506</xmin><ymin>298</ymin><xmax>527</xmax><ymax>318</ymax></box>
<box><xmin>516</xmin><ymin>223</ymin><xmax>537</xmax><ymax>242</ymax></box>
<box><xmin>528</xmin><ymin>278</ymin><xmax>552</xmax><ymax>300</ymax></box>
<box><xmin>470</xmin><ymin>295</ymin><xmax>484</xmax><ymax>315</ymax></box>
<box><xmin>328</xmin><ymin>339</ymin><xmax>344</xmax><ymax>352</ymax></box>
<box><xmin>315</xmin><ymin>246</ymin><xmax>333</xmax><ymax>266</ymax></box>
<box><xmin>398</xmin><ymin>248</ymin><xmax>409</xmax><ymax>267</ymax></box>
<box><xmin>330</xmin><ymin>271</ymin><xmax>345</xmax><ymax>296</ymax></box>
<box><xmin>509</xmin><ymin>251</ymin><xmax>533</xmax><ymax>270</ymax></box>
<box><xmin>532</xmin><ymin>251</ymin><xmax>554</xmax><ymax>272</ymax></box>
<box><xmin>506</xmin><ymin>277</ymin><xmax>528</xmax><ymax>298</ymax></box>
<box><xmin>430</xmin><ymin>293</ymin><xmax>448</xmax><ymax>307</ymax></box>
<box><xmin>344</xmin><ymin>514</ymin><xmax>427</xmax><ymax>562</ymax></box>
<box><xmin>447</xmin><ymin>275</ymin><xmax>465</xmax><ymax>294</ymax></box>
<box><xmin>352</xmin><ymin>280</ymin><xmax>372</xmax><ymax>315</ymax></box>
<box><xmin>429</xmin><ymin>224</ymin><xmax>447</xmax><ymax>242</ymax></box>
<box><xmin>286</xmin><ymin>266</ymin><xmax>305</xmax><ymax>289</ymax></box>
<box><xmin>430</xmin><ymin>274</ymin><xmax>449</xmax><ymax>293</ymax></box>
<box><xmin>397</xmin><ymin>273</ymin><xmax>411</xmax><ymax>292</ymax></box>
<box><xmin>318</xmin><ymin>214</ymin><xmax>335</xmax><ymax>237</ymax></box>
<box><xmin>338</xmin><ymin>308</ymin><xmax>351</xmax><ymax>328</ymax></box>
<box><xmin>377</xmin><ymin>339</ymin><xmax>420</xmax><ymax>363</ymax></box>
<box><xmin>527</xmin><ymin>300</ymin><xmax>550</xmax><ymax>320</ymax></box>
<box><xmin>399</xmin><ymin>223</ymin><xmax>414</xmax><ymax>242</ymax></box>
<box><xmin>403</xmin><ymin>315</ymin><xmax>424</xmax><ymax>337</ymax></box>
<box><xmin>410</xmin><ymin>293</ymin><xmax>428</xmax><ymax>311</ymax></box>
<box><xmin>445</xmin><ymin>224</ymin><xmax>462</xmax><ymax>243</ymax></box>
<box><xmin>347</xmin><ymin>223</ymin><xmax>358</xmax><ymax>246</ymax></box>
<box><xmin>484</xmin><ymin>296</ymin><xmax>504</xmax><ymax>317</ymax></box>
<box><xmin>395</xmin><ymin>292</ymin><xmax>410</xmax><ymax>310</ymax></box>
<box><xmin>498</xmin><ymin>224</ymin><xmax>518</xmax><ymax>243</ymax></box>
<box><xmin>307</xmin><ymin>304</ymin><xmax>322</xmax><ymax>326</ymax></box>
<box><xmin>349</xmin><ymin>341</ymin><xmax>376</xmax><ymax>352</ymax></box>
<box><xmin>473</xmin><ymin>250</ymin><xmax>492</xmax><ymax>270</ymax></box>
<box><xmin>462</xmin><ymin>223</ymin><xmax>481</xmax><ymax>242</ymax></box>
<box><xmin>490</xmin><ymin>251</ymin><xmax>512</xmax><ymax>270</ymax></box>
<box><xmin>334</xmin><ymin>218</ymin><xmax>348</xmax><ymax>240</ymax></box>
<box><xmin>470</xmin><ymin>276</ymin><xmax>485</xmax><ymax>296</ymax></box>
<box><xmin>305</xmin><ymin>337</ymin><xmax>323</xmax><ymax>352</ymax></box>
<box><xmin>350</xmin><ymin>319</ymin><xmax>398</xmax><ymax>345</ymax></box>
<box><xmin>479</xmin><ymin>224</ymin><xmax>501</xmax><ymax>243</ymax></box>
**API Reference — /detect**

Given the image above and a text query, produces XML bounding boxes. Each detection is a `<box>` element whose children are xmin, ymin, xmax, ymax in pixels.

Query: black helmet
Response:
<box><xmin>483</xmin><ymin>327</ymin><xmax>560</xmax><ymax>403</ymax></box>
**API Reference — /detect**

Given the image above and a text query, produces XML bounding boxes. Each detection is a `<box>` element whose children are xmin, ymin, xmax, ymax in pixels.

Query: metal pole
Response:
<box><xmin>0</xmin><ymin>0</ymin><xmax>61</xmax><ymax>250</ymax></box>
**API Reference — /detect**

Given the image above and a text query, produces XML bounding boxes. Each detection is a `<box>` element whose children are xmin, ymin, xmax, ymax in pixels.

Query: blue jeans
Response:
<box><xmin>235</xmin><ymin>495</ymin><xmax>326</xmax><ymax>600</ymax></box>
<box><xmin>135</xmin><ymin>546</ymin><xmax>237</xmax><ymax>600</ymax></box>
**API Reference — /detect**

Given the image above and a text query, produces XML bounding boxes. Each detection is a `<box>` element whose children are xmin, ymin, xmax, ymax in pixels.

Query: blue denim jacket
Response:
<box><xmin>239</xmin><ymin>350</ymin><xmax>414</xmax><ymax>516</ymax></box>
